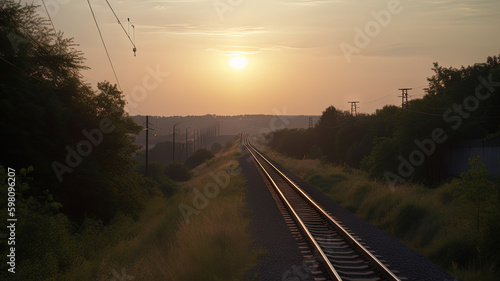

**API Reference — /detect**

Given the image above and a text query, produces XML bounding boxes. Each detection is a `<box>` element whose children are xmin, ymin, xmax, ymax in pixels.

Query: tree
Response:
<box><xmin>0</xmin><ymin>1</ymin><xmax>151</xmax><ymax>222</ymax></box>
<box><xmin>165</xmin><ymin>162</ymin><xmax>192</xmax><ymax>182</ymax></box>
<box><xmin>184</xmin><ymin>149</ymin><xmax>214</xmax><ymax>169</ymax></box>
<box><xmin>451</xmin><ymin>156</ymin><xmax>499</xmax><ymax>239</ymax></box>
<box><xmin>362</xmin><ymin>55</ymin><xmax>500</xmax><ymax>184</ymax></box>
<box><xmin>210</xmin><ymin>142</ymin><xmax>223</xmax><ymax>154</ymax></box>
<box><xmin>316</xmin><ymin>106</ymin><xmax>352</xmax><ymax>163</ymax></box>
<box><xmin>317</xmin><ymin>105</ymin><xmax>351</xmax><ymax>129</ymax></box>
<box><xmin>57</xmin><ymin>81</ymin><xmax>145</xmax><ymax>221</ymax></box>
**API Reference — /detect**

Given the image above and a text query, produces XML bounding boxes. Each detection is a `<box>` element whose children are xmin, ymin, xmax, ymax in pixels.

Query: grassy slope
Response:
<box><xmin>262</xmin><ymin>149</ymin><xmax>496</xmax><ymax>281</ymax></box>
<box><xmin>59</xmin><ymin>143</ymin><xmax>258</xmax><ymax>281</ymax></box>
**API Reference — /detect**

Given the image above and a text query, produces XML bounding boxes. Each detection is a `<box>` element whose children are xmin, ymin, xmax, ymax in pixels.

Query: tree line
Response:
<box><xmin>0</xmin><ymin>0</ymin><xmax>155</xmax><ymax>223</ymax></box>
<box><xmin>267</xmin><ymin>57</ymin><xmax>500</xmax><ymax>275</ymax></box>
<box><xmin>0</xmin><ymin>2</ymin><xmax>185</xmax><ymax>279</ymax></box>
<box><xmin>268</xmin><ymin>55</ymin><xmax>500</xmax><ymax>186</ymax></box>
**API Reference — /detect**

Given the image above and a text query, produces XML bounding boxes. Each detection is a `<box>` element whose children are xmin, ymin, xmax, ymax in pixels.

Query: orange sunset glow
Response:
<box><xmin>22</xmin><ymin>0</ymin><xmax>500</xmax><ymax>116</ymax></box>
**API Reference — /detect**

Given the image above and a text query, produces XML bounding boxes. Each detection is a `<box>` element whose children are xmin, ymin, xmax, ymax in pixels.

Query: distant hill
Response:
<box><xmin>134</xmin><ymin>135</ymin><xmax>235</xmax><ymax>164</ymax></box>
<box><xmin>131</xmin><ymin>114</ymin><xmax>319</xmax><ymax>149</ymax></box>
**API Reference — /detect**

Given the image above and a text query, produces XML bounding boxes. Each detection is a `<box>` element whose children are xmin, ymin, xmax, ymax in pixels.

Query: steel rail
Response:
<box><xmin>245</xmin><ymin>138</ymin><xmax>401</xmax><ymax>281</ymax></box>
<box><xmin>244</xmin><ymin>140</ymin><xmax>343</xmax><ymax>280</ymax></box>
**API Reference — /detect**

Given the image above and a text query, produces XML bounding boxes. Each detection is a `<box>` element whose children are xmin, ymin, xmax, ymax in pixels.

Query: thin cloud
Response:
<box><xmin>363</xmin><ymin>42</ymin><xmax>434</xmax><ymax>58</ymax></box>
<box><xmin>206</xmin><ymin>44</ymin><xmax>283</xmax><ymax>56</ymax></box>
<box><xmin>413</xmin><ymin>0</ymin><xmax>500</xmax><ymax>25</ymax></box>
<box><xmin>280</xmin><ymin>0</ymin><xmax>341</xmax><ymax>6</ymax></box>
<box><xmin>141</xmin><ymin>24</ymin><xmax>266</xmax><ymax>37</ymax></box>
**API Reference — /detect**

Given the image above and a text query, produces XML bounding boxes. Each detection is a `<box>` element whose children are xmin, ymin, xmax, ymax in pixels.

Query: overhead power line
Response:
<box><xmin>1</xmin><ymin>2</ymin><xmax>145</xmax><ymax>116</ymax></box>
<box><xmin>406</xmin><ymin>109</ymin><xmax>500</xmax><ymax>119</ymax></box>
<box><xmin>363</xmin><ymin>90</ymin><xmax>398</xmax><ymax>104</ymax></box>
<box><xmin>348</xmin><ymin>101</ymin><xmax>359</xmax><ymax>117</ymax></box>
<box><xmin>40</xmin><ymin>0</ymin><xmax>56</xmax><ymax>32</ymax></box>
<box><xmin>86</xmin><ymin>0</ymin><xmax>121</xmax><ymax>90</ymax></box>
<box><xmin>0</xmin><ymin>4</ymin><xmax>68</xmax><ymax>82</ymax></box>
<box><xmin>105</xmin><ymin>0</ymin><xmax>137</xmax><ymax>56</ymax></box>
<box><xmin>398</xmin><ymin>88</ymin><xmax>412</xmax><ymax>110</ymax></box>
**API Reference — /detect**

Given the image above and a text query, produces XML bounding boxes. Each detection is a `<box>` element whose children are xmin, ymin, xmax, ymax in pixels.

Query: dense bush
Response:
<box><xmin>0</xmin><ymin>1</ymin><xmax>162</xmax><ymax>278</ymax></box>
<box><xmin>445</xmin><ymin>156</ymin><xmax>500</xmax><ymax>263</ymax></box>
<box><xmin>211</xmin><ymin>142</ymin><xmax>223</xmax><ymax>154</ymax></box>
<box><xmin>0</xmin><ymin>1</ymin><xmax>157</xmax><ymax>222</ymax></box>
<box><xmin>184</xmin><ymin>148</ymin><xmax>215</xmax><ymax>169</ymax></box>
<box><xmin>135</xmin><ymin>162</ymin><xmax>181</xmax><ymax>195</ymax></box>
<box><xmin>165</xmin><ymin>162</ymin><xmax>192</xmax><ymax>182</ymax></box>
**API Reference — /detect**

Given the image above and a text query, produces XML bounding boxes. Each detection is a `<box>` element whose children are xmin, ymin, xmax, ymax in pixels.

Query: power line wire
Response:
<box><xmin>406</xmin><ymin>109</ymin><xmax>500</xmax><ymax>119</ymax></box>
<box><xmin>85</xmin><ymin>0</ymin><xmax>144</xmax><ymax>115</ymax></box>
<box><xmin>40</xmin><ymin>0</ymin><xmax>56</xmax><ymax>32</ymax></box>
<box><xmin>363</xmin><ymin>90</ymin><xmax>398</xmax><ymax>104</ymax></box>
<box><xmin>0</xmin><ymin>4</ymin><xmax>67</xmax><ymax>82</ymax></box>
<box><xmin>412</xmin><ymin>105</ymin><xmax>500</xmax><ymax>110</ymax></box>
<box><xmin>104</xmin><ymin>0</ymin><xmax>136</xmax><ymax>56</ymax></box>
<box><xmin>128</xmin><ymin>18</ymin><xmax>135</xmax><ymax>46</ymax></box>
<box><xmin>1</xmin><ymin>3</ymin><xmax>145</xmax><ymax>115</ymax></box>
<box><xmin>363</xmin><ymin>85</ymin><xmax>427</xmax><ymax>105</ymax></box>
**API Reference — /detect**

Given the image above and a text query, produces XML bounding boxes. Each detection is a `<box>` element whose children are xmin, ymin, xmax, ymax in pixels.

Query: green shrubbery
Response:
<box><xmin>210</xmin><ymin>142</ymin><xmax>223</xmax><ymax>154</ymax></box>
<box><xmin>184</xmin><ymin>148</ymin><xmax>215</xmax><ymax>169</ymax></box>
<box><xmin>265</xmin><ymin>150</ymin><xmax>500</xmax><ymax>280</ymax></box>
<box><xmin>444</xmin><ymin>156</ymin><xmax>500</xmax><ymax>273</ymax></box>
<box><xmin>0</xmin><ymin>2</ymin><xmax>167</xmax><ymax>279</ymax></box>
<box><xmin>0</xmin><ymin>166</ymin><xmax>144</xmax><ymax>281</ymax></box>
<box><xmin>393</xmin><ymin>203</ymin><xmax>428</xmax><ymax>238</ymax></box>
<box><xmin>165</xmin><ymin>162</ymin><xmax>192</xmax><ymax>182</ymax></box>
<box><xmin>307</xmin><ymin>173</ymin><xmax>347</xmax><ymax>193</ymax></box>
<box><xmin>268</xmin><ymin>56</ymin><xmax>500</xmax><ymax>185</ymax></box>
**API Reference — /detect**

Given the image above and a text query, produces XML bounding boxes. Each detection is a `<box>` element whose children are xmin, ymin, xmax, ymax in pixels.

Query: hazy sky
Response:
<box><xmin>27</xmin><ymin>0</ymin><xmax>500</xmax><ymax>116</ymax></box>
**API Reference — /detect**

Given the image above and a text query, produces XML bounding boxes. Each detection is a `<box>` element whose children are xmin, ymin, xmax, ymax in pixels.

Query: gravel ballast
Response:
<box><xmin>242</xmin><ymin>147</ymin><xmax>459</xmax><ymax>281</ymax></box>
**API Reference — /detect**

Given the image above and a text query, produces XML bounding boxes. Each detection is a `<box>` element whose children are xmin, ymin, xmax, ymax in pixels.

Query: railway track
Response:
<box><xmin>243</xmin><ymin>137</ymin><xmax>405</xmax><ymax>281</ymax></box>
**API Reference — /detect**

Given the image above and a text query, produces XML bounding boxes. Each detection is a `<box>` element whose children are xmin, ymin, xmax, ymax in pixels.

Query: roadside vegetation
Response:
<box><xmin>263</xmin><ymin>149</ymin><xmax>500</xmax><ymax>281</ymax></box>
<box><xmin>0</xmin><ymin>2</ymin><xmax>257</xmax><ymax>280</ymax></box>
<box><xmin>0</xmin><ymin>141</ymin><xmax>257</xmax><ymax>281</ymax></box>
<box><xmin>265</xmin><ymin>51</ymin><xmax>500</xmax><ymax>281</ymax></box>
<box><xmin>97</xmin><ymin>142</ymin><xmax>258</xmax><ymax>281</ymax></box>
<box><xmin>268</xmin><ymin>55</ymin><xmax>500</xmax><ymax>186</ymax></box>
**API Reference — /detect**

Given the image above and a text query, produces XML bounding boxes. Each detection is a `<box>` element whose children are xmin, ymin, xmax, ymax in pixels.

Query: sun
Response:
<box><xmin>228</xmin><ymin>56</ymin><xmax>248</xmax><ymax>70</ymax></box>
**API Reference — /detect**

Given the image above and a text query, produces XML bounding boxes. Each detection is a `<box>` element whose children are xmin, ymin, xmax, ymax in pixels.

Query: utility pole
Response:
<box><xmin>348</xmin><ymin>101</ymin><xmax>359</xmax><ymax>116</ymax></box>
<box><xmin>398</xmin><ymin>88</ymin><xmax>412</xmax><ymax>110</ymax></box>
<box><xmin>308</xmin><ymin>117</ymin><xmax>313</xmax><ymax>129</ymax></box>
<box><xmin>195</xmin><ymin>129</ymin><xmax>199</xmax><ymax>151</ymax></box>
<box><xmin>205</xmin><ymin>128</ymin><xmax>208</xmax><ymax>148</ymax></box>
<box><xmin>173</xmin><ymin>123</ymin><xmax>178</xmax><ymax>162</ymax></box>
<box><xmin>194</xmin><ymin>129</ymin><xmax>197</xmax><ymax>151</ymax></box>
<box><xmin>186</xmin><ymin>127</ymin><xmax>189</xmax><ymax>159</ymax></box>
<box><xmin>145</xmin><ymin>115</ymin><xmax>149</xmax><ymax>177</ymax></box>
<box><xmin>199</xmin><ymin>129</ymin><xmax>202</xmax><ymax>149</ymax></box>
<box><xmin>202</xmin><ymin>128</ymin><xmax>206</xmax><ymax>148</ymax></box>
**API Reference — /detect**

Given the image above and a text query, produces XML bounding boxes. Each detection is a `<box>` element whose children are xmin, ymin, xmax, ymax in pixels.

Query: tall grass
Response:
<box><xmin>52</xmin><ymin>143</ymin><xmax>258</xmax><ymax>280</ymax></box>
<box><xmin>263</xmin><ymin>149</ymin><xmax>498</xmax><ymax>281</ymax></box>
<box><xmin>162</xmin><ymin>194</ymin><xmax>254</xmax><ymax>281</ymax></box>
<box><xmin>156</xmin><ymin>145</ymin><xmax>258</xmax><ymax>281</ymax></box>
<box><xmin>57</xmin><ymin>195</ymin><xmax>182</xmax><ymax>281</ymax></box>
